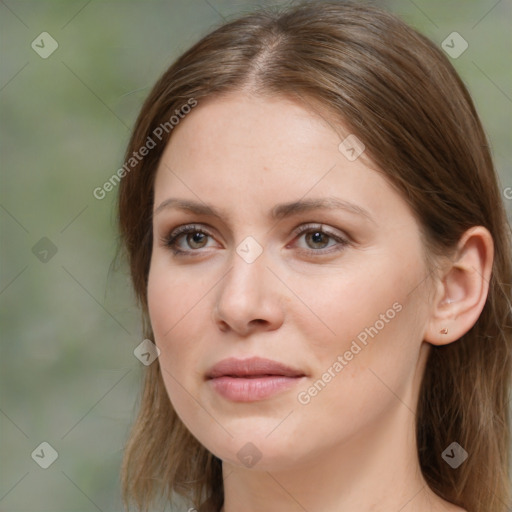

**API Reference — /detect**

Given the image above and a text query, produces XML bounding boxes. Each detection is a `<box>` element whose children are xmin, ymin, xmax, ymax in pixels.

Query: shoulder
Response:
<box><xmin>440</xmin><ymin>504</ymin><xmax>467</xmax><ymax>512</ymax></box>
<box><xmin>427</xmin><ymin>496</ymin><xmax>467</xmax><ymax>512</ymax></box>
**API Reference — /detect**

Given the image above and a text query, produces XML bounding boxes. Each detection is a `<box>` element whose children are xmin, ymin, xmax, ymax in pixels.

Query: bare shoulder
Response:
<box><xmin>440</xmin><ymin>503</ymin><xmax>467</xmax><ymax>512</ymax></box>
<box><xmin>428</xmin><ymin>495</ymin><xmax>467</xmax><ymax>512</ymax></box>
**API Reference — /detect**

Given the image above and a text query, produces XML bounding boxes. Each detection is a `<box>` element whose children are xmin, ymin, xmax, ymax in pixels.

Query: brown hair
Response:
<box><xmin>118</xmin><ymin>2</ymin><xmax>512</xmax><ymax>511</ymax></box>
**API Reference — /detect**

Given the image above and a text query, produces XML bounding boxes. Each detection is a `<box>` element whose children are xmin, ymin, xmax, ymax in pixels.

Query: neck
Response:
<box><xmin>221</xmin><ymin>402</ymin><xmax>444</xmax><ymax>512</ymax></box>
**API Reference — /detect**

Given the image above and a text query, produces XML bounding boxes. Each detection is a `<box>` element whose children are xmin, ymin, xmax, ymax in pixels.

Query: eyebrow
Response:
<box><xmin>154</xmin><ymin>196</ymin><xmax>374</xmax><ymax>223</ymax></box>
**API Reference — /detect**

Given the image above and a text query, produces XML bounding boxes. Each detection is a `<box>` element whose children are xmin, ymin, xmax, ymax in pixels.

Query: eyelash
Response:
<box><xmin>161</xmin><ymin>223</ymin><xmax>350</xmax><ymax>257</ymax></box>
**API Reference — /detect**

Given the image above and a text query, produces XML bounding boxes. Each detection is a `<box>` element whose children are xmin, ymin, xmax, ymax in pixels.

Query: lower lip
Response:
<box><xmin>208</xmin><ymin>375</ymin><xmax>304</xmax><ymax>402</ymax></box>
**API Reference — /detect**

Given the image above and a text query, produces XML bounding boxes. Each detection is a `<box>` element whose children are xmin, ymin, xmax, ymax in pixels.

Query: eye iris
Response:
<box><xmin>187</xmin><ymin>232</ymin><xmax>207</xmax><ymax>248</ymax></box>
<box><xmin>306</xmin><ymin>231</ymin><xmax>329</xmax><ymax>249</ymax></box>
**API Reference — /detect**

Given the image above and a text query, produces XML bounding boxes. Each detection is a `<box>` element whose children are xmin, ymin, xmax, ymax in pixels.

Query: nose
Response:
<box><xmin>212</xmin><ymin>249</ymin><xmax>285</xmax><ymax>336</ymax></box>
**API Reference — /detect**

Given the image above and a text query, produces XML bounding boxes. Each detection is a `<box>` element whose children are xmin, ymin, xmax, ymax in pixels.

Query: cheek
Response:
<box><xmin>290</xmin><ymin>255</ymin><xmax>427</xmax><ymax>399</ymax></box>
<box><xmin>147</xmin><ymin>254</ymin><xmax>209</xmax><ymax>336</ymax></box>
<box><xmin>285</xmin><ymin>259</ymin><xmax>406</xmax><ymax>357</ymax></box>
<box><xmin>147</xmin><ymin>263</ymin><xmax>212</xmax><ymax>428</ymax></box>
<box><xmin>147</xmin><ymin>260</ymin><xmax>205</xmax><ymax>373</ymax></box>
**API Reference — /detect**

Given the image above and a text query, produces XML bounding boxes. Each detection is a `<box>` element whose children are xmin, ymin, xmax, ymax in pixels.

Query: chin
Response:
<box><xmin>193</xmin><ymin>427</ymin><xmax>314</xmax><ymax>473</ymax></box>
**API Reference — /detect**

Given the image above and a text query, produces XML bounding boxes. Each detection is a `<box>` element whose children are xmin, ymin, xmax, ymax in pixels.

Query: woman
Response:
<box><xmin>118</xmin><ymin>2</ymin><xmax>511</xmax><ymax>511</ymax></box>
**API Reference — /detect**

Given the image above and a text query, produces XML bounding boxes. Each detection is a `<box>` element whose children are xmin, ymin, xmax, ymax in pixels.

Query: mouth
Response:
<box><xmin>206</xmin><ymin>357</ymin><xmax>306</xmax><ymax>402</ymax></box>
<box><xmin>206</xmin><ymin>356</ymin><xmax>306</xmax><ymax>379</ymax></box>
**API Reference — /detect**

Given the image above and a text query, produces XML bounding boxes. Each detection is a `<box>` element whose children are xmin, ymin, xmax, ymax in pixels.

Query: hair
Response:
<box><xmin>117</xmin><ymin>2</ymin><xmax>512</xmax><ymax>511</ymax></box>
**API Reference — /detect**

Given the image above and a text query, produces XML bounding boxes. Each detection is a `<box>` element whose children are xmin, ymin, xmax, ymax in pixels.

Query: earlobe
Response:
<box><xmin>424</xmin><ymin>226</ymin><xmax>494</xmax><ymax>347</ymax></box>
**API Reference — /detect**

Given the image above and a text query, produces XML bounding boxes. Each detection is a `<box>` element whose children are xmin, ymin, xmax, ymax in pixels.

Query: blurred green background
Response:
<box><xmin>1</xmin><ymin>1</ymin><xmax>510</xmax><ymax>511</ymax></box>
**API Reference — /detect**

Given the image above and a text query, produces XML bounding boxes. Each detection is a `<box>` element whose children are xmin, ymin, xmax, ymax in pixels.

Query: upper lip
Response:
<box><xmin>206</xmin><ymin>357</ymin><xmax>306</xmax><ymax>379</ymax></box>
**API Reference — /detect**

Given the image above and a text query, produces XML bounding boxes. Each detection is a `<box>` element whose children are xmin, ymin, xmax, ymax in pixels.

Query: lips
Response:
<box><xmin>206</xmin><ymin>357</ymin><xmax>306</xmax><ymax>402</ymax></box>
<box><xmin>206</xmin><ymin>356</ymin><xmax>305</xmax><ymax>379</ymax></box>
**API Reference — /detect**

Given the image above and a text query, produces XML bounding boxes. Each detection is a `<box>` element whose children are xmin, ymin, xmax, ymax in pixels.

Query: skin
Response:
<box><xmin>148</xmin><ymin>91</ymin><xmax>492</xmax><ymax>512</ymax></box>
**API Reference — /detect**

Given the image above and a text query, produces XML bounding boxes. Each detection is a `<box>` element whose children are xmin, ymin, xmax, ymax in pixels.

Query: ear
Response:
<box><xmin>424</xmin><ymin>226</ymin><xmax>494</xmax><ymax>346</ymax></box>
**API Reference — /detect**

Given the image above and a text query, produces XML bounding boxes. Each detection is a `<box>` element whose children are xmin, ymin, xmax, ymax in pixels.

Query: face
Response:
<box><xmin>148</xmin><ymin>91</ymin><xmax>433</xmax><ymax>472</ymax></box>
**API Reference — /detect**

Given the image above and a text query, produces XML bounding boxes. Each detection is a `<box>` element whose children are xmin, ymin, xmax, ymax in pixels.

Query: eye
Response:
<box><xmin>290</xmin><ymin>223</ymin><xmax>349</xmax><ymax>255</ymax></box>
<box><xmin>162</xmin><ymin>224</ymin><xmax>216</xmax><ymax>255</ymax></box>
<box><xmin>162</xmin><ymin>223</ymin><xmax>350</xmax><ymax>257</ymax></box>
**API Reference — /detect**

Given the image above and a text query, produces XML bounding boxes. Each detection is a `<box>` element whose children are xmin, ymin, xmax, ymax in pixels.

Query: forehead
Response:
<box><xmin>161</xmin><ymin>92</ymin><xmax>339</xmax><ymax>169</ymax></box>
<box><xmin>152</xmin><ymin>92</ymin><xmax>411</xmax><ymax>226</ymax></box>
